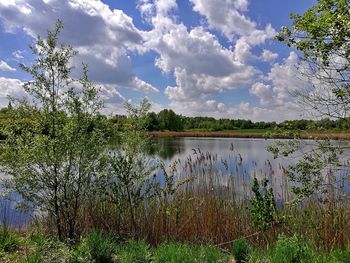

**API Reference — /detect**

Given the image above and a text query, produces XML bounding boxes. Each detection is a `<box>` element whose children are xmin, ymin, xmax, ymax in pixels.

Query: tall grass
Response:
<box><xmin>4</xmin><ymin>147</ymin><xmax>350</xmax><ymax>253</ymax></box>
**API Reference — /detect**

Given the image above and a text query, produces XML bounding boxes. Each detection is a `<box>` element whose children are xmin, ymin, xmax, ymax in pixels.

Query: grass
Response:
<box><xmin>2</xmin><ymin>231</ymin><xmax>350</xmax><ymax>262</ymax></box>
<box><xmin>2</xmin><ymin>146</ymin><xmax>350</xmax><ymax>261</ymax></box>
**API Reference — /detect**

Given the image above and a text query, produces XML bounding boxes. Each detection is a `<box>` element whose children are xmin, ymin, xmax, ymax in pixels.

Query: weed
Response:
<box><xmin>0</xmin><ymin>227</ymin><xmax>19</xmax><ymax>252</ymax></box>
<box><xmin>269</xmin><ymin>234</ymin><xmax>314</xmax><ymax>263</ymax></box>
<box><xmin>231</xmin><ymin>238</ymin><xmax>251</xmax><ymax>263</ymax></box>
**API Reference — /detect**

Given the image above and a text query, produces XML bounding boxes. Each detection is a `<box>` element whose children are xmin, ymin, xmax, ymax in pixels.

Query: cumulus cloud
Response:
<box><xmin>0</xmin><ymin>77</ymin><xmax>25</xmax><ymax>107</ymax></box>
<box><xmin>248</xmin><ymin>52</ymin><xmax>311</xmax><ymax>120</ymax></box>
<box><xmin>190</xmin><ymin>0</ymin><xmax>254</xmax><ymax>39</ymax></box>
<box><xmin>0</xmin><ymin>0</ymin><xmax>158</xmax><ymax>93</ymax></box>
<box><xmin>0</xmin><ymin>0</ymin><xmax>309</xmax><ymax>121</ymax></box>
<box><xmin>261</xmin><ymin>49</ymin><xmax>278</xmax><ymax>62</ymax></box>
<box><xmin>137</xmin><ymin>0</ymin><xmax>263</xmax><ymax>116</ymax></box>
<box><xmin>0</xmin><ymin>60</ymin><xmax>16</xmax><ymax>71</ymax></box>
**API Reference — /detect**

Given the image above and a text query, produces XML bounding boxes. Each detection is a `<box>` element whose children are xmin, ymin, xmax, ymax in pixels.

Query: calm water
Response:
<box><xmin>1</xmin><ymin>137</ymin><xmax>350</xmax><ymax>226</ymax></box>
<box><xmin>153</xmin><ymin>137</ymin><xmax>350</xmax><ymax>202</ymax></box>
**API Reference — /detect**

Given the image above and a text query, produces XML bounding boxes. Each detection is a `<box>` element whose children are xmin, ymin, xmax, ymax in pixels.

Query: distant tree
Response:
<box><xmin>157</xmin><ymin>109</ymin><xmax>183</xmax><ymax>131</ymax></box>
<box><xmin>0</xmin><ymin>21</ymin><xmax>107</xmax><ymax>240</ymax></box>
<box><xmin>145</xmin><ymin>112</ymin><xmax>159</xmax><ymax>131</ymax></box>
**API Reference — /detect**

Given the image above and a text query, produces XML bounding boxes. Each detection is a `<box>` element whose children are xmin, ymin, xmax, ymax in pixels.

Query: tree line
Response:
<box><xmin>108</xmin><ymin>110</ymin><xmax>350</xmax><ymax>132</ymax></box>
<box><xmin>2</xmin><ymin>105</ymin><xmax>350</xmax><ymax>140</ymax></box>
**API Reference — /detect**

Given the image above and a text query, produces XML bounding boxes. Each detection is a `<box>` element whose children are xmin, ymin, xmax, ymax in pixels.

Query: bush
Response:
<box><xmin>269</xmin><ymin>234</ymin><xmax>314</xmax><ymax>263</ymax></box>
<box><xmin>193</xmin><ymin>244</ymin><xmax>228</xmax><ymax>263</ymax></box>
<box><xmin>116</xmin><ymin>239</ymin><xmax>151</xmax><ymax>263</ymax></box>
<box><xmin>153</xmin><ymin>242</ymin><xmax>227</xmax><ymax>263</ymax></box>
<box><xmin>0</xmin><ymin>228</ymin><xmax>19</xmax><ymax>252</ymax></box>
<box><xmin>84</xmin><ymin>231</ymin><xmax>117</xmax><ymax>263</ymax></box>
<box><xmin>153</xmin><ymin>242</ymin><xmax>194</xmax><ymax>263</ymax></box>
<box><xmin>22</xmin><ymin>250</ymin><xmax>43</xmax><ymax>263</ymax></box>
<box><xmin>331</xmin><ymin>246</ymin><xmax>350</xmax><ymax>263</ymax></box>
<box><xmin>231</xmin><ymin>238</ymin><xmax>251</xmax><ymax>263</ymax></box>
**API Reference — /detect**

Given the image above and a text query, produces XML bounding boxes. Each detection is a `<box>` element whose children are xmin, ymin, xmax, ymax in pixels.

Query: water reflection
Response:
<box><xmin>152</xmin><ymin>137</ymin><xmax>186</xmax><ymax>160</ymax></box>
<box><xmin>153</xmin><ymin>137</ymin><xmax>350</xmax><ymax>203</ymax></box>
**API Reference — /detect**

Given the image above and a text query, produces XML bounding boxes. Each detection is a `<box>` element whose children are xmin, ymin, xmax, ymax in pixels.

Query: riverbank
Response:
<box><xmin>148</xmin><ymin>130</ymin><xmax>350</xmax><ymax>139</ymax></box>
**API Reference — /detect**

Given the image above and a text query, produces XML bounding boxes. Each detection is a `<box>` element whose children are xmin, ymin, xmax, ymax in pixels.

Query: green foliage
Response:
<box><xmin>277</xmin><ymin>0</ymin><xmax>350</xmax><ymax>120</ymax></box>
<box><xmin>231</xmin><ymin>238</ymin><xmax>251</xmax><ymax>263</ymax></box>
<box><xmin>22</xmin><ymin>251</ymin><xmax>43</xmax><ymax>263</ymax></box>
<box><xmin>268</xmin><ymin>234</ymin><xmax>314</xmax><ymax>263</ymax></box>
<box><xmin>193</xmin><ymin>245</ymin><xmax>227</xmax><ymax>263</ymax></box>
<box><xmin>153</xmin><ymin>242</ymin><xmax>193</xmax><ymax>263</ymax></box>
<box><xmin>157</xmin><ymin>109</ymin><xmax>183</xmax><ymax>131</ymax></box>
<box><xmin>69</xmin><ymin>231</ymin><xmax>116</xmax><ymax>263</ymax></box>
<box><xmin>153</xmin><ymin>242</ymin><xmax>227</xmax><ymax>263</ymax></box>
<box><xmin>0</xmin><ymin>20</ymin><xmax>108</xmax><ymax>241</ymax></box>
<box><xmin>268</xmin><ymin>138</ymin><xmax>343</xmax><ymax>203</ymax></box>
<box><xmin>249</xmin><ymin>178</ymin><xmax>279</xmax><ymax>231</ymax></box>
<box><xmin>105</xmin><ymin>99</ymin><xmax>158</xmax><ymax>234</ymax></box>
<box><xmin>115</xmin><ymin>239</ymin><xmax>151</xmax><ymax>263</ymax></box>
<box><xmin>0</xmin><ymin>228</ymin><xmax>19</xmax><ymax>253</ymax></box>
<box><xmin>330</xmin><ymin>246</ymin><xmax>350</xmax><ymax>263</ymax></box>
<box><xmin>85</xmin><ymin>231</ymin><xmax>117</xmax><ymax>263</ymax></box>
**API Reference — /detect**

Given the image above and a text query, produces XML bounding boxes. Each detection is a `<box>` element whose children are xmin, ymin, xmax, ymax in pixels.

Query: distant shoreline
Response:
<box><xmin>147</xmin><ymin>131</ymin><xmax>350</xmax><ymax>140</ymax></box>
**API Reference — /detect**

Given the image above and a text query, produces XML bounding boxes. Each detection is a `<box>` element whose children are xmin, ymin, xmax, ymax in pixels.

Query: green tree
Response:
<box><xmin>157</xmin><ymin>109</ymin><xmax>183</xmax><ymax>131</ymax></box>
<box><xmin>105</xmin><ymin>98</ymin><xmax>157</xmax><ymax>235</ymax></box>
<box><xmin>277</xmin><ymin>0</ymin><xmax>350</xmax><ymax>120</ymax></box>
<box><xmin>0</xmin><ymin>21</ymin><xmax>107</xmax><ymax>240</ymax></box>
<box><xmin>273</xmin><ymin>0</ymin><xmax>350</xmax><ymax>203</ymax></box>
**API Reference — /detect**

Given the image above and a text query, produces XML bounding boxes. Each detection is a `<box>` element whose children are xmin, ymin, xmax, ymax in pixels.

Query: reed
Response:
<box><xmin>3</xmin><ymin>148</ymin><xmax>350</xmax><ymax>253</ymax></box>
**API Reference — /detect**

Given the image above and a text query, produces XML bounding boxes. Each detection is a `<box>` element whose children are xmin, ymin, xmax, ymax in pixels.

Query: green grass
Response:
<box><xmin>0</xmin><ymin>227</ymin><xmax>20</xmax><ymax>253</ymax></box>
<box><xmin>3</xmin><ymin>231</ymin><xmax>350</xmax><ymax>262</ymax></box>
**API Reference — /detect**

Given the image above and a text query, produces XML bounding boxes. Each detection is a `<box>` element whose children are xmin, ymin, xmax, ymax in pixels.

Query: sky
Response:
<box><xmin>0</xmin><ymin>0</ymin><xmax>316</xmax><ymax>121</ymax></box>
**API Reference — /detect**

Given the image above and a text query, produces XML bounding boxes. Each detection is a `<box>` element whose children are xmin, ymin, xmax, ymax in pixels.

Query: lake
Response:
<box><xmin>1</xmin><ymin>137</ymin><xmax>350</xmax><ymax>226</ymax></box>
<box><xmin>152</xmin><ymin>137</ymin><xmax>350</xmax><ymax>202</ymax></box>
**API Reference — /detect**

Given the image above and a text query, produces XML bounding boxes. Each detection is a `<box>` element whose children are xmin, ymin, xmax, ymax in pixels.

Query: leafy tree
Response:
<box><xmin>249</xmin><ymin>178</ymin><xmax>279</xmax><ymax>231</ymax></box>
<box><xmin>277</xmin><ymin>0</ymin><xmax>350</xmax><ymax>120</ymax></box>
<box><xmin>145</xmin><ymin>112</ymin><xmax>159</xmax><ymax>131</ymax></box>
<box><xmin>273</xmin><ymin>0</ymin><xmax>350</xmax><ymax>203</ymax></box>
<box><xmin>157</xmin><ymin>109</ymin><xmax>183</xmax><ymax>131</ymax></box>
<box><xmin>105</xmin><ymin>98</ymin><xmax>157</xmax><ymax>235</ymax></box>
<box><xmin>0</xmin><ymin>21</ymin><xmax>107</xmax><ymax>240</ymax></box>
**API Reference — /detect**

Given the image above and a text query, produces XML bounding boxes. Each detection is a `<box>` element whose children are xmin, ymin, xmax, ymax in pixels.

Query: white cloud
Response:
<box><xmin>190</xmin><ymin>0</ymin><xmax>254</xmax><ymax>39</ymax></box>
<box><xmin>250</xmin><ymin>82</ymin><xmax>274</xmax><ymax>105</ymax></box>
<box><xmin>0</xmin><ymin>0</ymin><xmax>158</xmax><ymax>93</ymax></box>
<box><xmin>0</xmin><ymin>60</ymin><xmax>16</xmax><ymax>71</ymax></box>
<box><xmin>233</xmin><ymin>25</ymin><xmax>277</xmax><ymax>63</ymax></box>
<box><xmin>139</xmin><ymin>3</ymin><xmax>260</xmax><ymax>117</ymax></box>
<box><xmin>0</xmin><ymin>77</ymin><xmax>25</xmax><ymax>107</ymax></box>
<box><xmin>261</xmin><ymin>49</ymin><xmax>278</xmax><ymax>62</ymax></box>
<box><xmin>12</xmin><ymin>50</ymin><xmax>24</xmax><ymax>60</ymax></box>
<box><xmin>0</xmin><ymin>0</ymin><xmax>311</xmax><ymax>121</ymax></box>
<box><xmin>247</xmin><ymin>52</ymin><xmax>312</xmax><ymax>120</ymax></box>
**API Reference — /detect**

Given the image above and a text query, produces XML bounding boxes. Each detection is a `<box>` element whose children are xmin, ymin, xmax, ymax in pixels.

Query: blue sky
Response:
<box><xmin>0</xmin><ymin>0</ymin><xmax>315</xmax><ymax>121</ymax></box>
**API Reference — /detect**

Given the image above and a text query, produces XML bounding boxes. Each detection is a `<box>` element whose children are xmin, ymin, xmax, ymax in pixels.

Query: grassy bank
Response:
<box><xmin>148</xmin><ymin>130</ymin><xmax>350</xmax><ymax>139</ymax></box>
<box><xmin>2</xmin><ymin>228</ymin><xmax>350</xmax><ymax>263</ymax></box>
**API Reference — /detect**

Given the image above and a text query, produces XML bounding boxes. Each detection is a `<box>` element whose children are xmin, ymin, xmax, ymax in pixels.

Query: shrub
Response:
<box><xmin>231</xmin><ymin>238</ymin><xmax>251</xmax><ymax>263</ymax></box>
<box><xmin>84</xmin><ymin>231</ymin><xmax>117</xmax><ymax>263</ymax></box>
<box><xmin>331</xmin><ymin>246</ymin><xmax>350</xmax><ymax>263</ymax></box>
<box><xmin>269</xmin><ymin>234</ymin><xmax>314</xmax><ymax>263</ymax></box>
<box><xmin>22</xmin><ymin>250</ymin><xmax>43</xmax><ymax>263</ymax></box>
<box><xmin>193</xmin><ymin>244</ymin><xmax>228</xmax><ymax>263</ymax></box>
<box><xmin>0</xmin><ymin>228</ymin><xmax>19</xmax><ymax>252</ymax></box>
<box><xmin>116</xmin><ymin>239</ymin><xmax>151</xmax><ymax>263</ymax></box>
<box><xmin>153</xmin><ymin>242</ymin><xmax>193</xmax><ymax>263</ymax></box>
